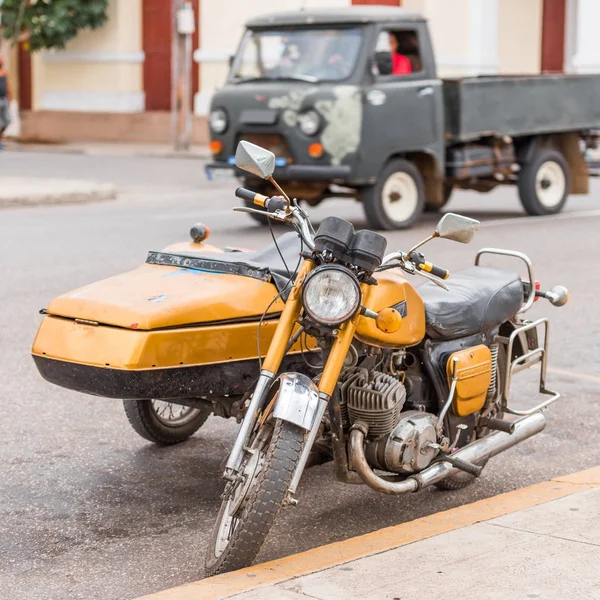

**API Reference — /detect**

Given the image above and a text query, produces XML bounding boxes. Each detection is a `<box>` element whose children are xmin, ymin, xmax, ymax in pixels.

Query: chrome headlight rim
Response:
<box><xmin>302</xmin><ymin>265</ymin><xmax>362</xmax><ymax>327</ymax></box>
<box><xmin>297</xmin><ymin>110</ymin><xmax>321</xmax><ymax>136</ymax></box>
<box><xmin>210</xmin><ymin>108</ymin><xmax>228</xmax><ymax>134</ymax></box>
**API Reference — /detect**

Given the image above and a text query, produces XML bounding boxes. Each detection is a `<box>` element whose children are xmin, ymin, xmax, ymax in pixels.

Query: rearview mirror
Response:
<box><xmin>435</xmin><ymin>213</ymin><xmax>480</xmax><ymax>244</ymax></box>
<box><xmin>235</xmin><ymin>141</ymin><xmax>275</xmax><ymax>179</ymax></box>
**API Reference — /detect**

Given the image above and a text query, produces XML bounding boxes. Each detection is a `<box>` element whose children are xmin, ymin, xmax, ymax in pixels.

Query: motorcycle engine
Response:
<box><xmin>340</xmin><ymin>368</ymin><xmax>439</xmax><ymax>474</ymax></box>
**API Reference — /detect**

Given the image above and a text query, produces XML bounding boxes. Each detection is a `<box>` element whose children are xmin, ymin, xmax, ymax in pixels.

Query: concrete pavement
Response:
<box><xmin>2</xmin><ymin>150</ymin><xmax>600</xmax><ymax>600</ymax></box>
<box><xmin>137</xmin><ymin>467</ymin><xmax>600</xmax><ymax>600</ymax></box>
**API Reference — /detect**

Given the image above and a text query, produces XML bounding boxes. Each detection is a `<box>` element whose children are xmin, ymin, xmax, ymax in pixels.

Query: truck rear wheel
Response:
<box><xmin>518</xmin><ymin>148</ymin><xmax>569</xmax><ymax>216</ymax></box>
<box><xmin>361</xmin><ymin>159</ymin><xmax>425</xmax><ymax>230</ymax></box>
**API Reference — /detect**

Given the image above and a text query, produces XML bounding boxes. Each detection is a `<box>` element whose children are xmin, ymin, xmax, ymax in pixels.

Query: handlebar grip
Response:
<box><xmin>418</xmin><ymin>261</ymin><xmax>450</xmax><ymax>280</ymax></box>
<box><xmin>235</xmin><ymin>187</ymin><xmax>268</xmax><ymax>207</ymax></box>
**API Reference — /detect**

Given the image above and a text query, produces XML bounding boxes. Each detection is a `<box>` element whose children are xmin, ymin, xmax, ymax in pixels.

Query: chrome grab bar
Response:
<box><xmin>475</xmin><ymin>248</ymin><xmax>536</xmax><ymax>314</ymax></box>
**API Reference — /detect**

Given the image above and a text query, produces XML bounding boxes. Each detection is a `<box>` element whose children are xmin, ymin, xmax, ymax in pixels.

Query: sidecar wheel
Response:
<box><xmin>123</xmin><ymin>400</ymin><xmax>211</xmax><ymax>446</ymax></box>
<box><xmin>205</xmin><ymin>419</ymin><xmax>305</xmax><ymax>576</ymax></box>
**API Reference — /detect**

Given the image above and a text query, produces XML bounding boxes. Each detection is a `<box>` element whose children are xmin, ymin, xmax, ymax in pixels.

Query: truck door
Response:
<box><xmin>359</xmin><ymin>22</ymin><xmax>443</xmax><ymax>178</ymax></box>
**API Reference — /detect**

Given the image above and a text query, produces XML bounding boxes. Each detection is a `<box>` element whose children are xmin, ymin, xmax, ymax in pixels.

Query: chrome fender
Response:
<box><xmin>272</xmin><ymin>372</ymin><xmax>320</xmax><ymax>431</ymax></box>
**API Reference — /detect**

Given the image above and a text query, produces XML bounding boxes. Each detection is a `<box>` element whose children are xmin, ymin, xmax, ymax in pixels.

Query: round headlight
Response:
<box><xmin>210</xmin><ymin>108</ymin><xmax>228</xmax><ymax>134</ymax></box>
<box><xmin>298</xmin><ymin>111</ymin><xmax>320</xmax><ymax>136</ymax></box>
<box><xmin>302</xmin><ymin>266</ymin><xmax>361</xmax><ymax>326</ymax></box>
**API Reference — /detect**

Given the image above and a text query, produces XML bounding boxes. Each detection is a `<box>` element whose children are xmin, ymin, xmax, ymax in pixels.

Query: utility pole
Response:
<box><xmin>171</xmin><ymin>0</ymin><xmax>195</xmax><ymax>151</ymax></box>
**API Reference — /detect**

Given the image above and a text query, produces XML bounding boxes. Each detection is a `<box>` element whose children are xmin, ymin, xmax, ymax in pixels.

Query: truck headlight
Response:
<box><xmin>302</xmin><ymin>266</ymin><xmax>361</xmax><ymax>326</ymax></box>
<box><xmin>210</xmin><ymin>108</ymin><xmax>228</xmax><ymax>134</ymax></box>
<box><xmin>298</xmin><ymin>111</ymin><xmax>320</xmax><ymax>136</ymax></box>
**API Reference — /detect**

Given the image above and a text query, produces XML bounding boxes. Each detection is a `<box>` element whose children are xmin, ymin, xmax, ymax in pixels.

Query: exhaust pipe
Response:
<box><xmin>349</xmin><ymin>411</ymin><xmax>546</xmax><ymax>495</ymax></box>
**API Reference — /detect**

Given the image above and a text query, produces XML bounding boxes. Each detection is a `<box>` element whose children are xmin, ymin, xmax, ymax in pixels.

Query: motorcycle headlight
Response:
<box><xmin>302</xmin><ymin>266</ymin><xmax>361</xmax><ymax>326</ymax></box>
<box><xmin>210</xmin><ymin>108</ymin><xmax>228</xmax><ymax>134</ymax></box>
<box><xmin>298</xmin><ymin>110</ymin><xmax>320</xmax><ymax>136</ymax></box>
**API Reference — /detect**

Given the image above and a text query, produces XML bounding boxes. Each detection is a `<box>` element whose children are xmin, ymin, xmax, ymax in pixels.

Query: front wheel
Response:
<box><xmin>361</xmin><ymin>159</ymin><xmax>425</xmax><ymax>230</ymax></box>
<box><xmin>205</xmin><ymin>419</ymin><xmax>305</xmax><ymax>576</ymax></box>
<box><xmin>123</xmin><ymin>399</ymin><xmax>211</xmax><ymax>446</ymax></box>
<box><xmin>518</xmin><ymin>148</ymin><xmax>569</xmax><ymax>215</ymax></box>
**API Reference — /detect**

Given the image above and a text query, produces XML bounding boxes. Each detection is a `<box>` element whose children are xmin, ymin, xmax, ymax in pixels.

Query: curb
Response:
<box><xmin>0</xmin><ymin>177</ymin><xmax>117</xmax><ymax>208</ymax></box>
<box><xmin>135</xmin><ymin>466</ymin><xmax>600</xmax><ymax>600</ymax></box>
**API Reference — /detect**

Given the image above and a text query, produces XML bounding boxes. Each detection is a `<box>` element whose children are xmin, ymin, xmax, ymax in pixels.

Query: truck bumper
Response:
<box><xmin>206</xmin><ymin>160</ymin><xmax>353</xmax><ymax>182</ymax></box>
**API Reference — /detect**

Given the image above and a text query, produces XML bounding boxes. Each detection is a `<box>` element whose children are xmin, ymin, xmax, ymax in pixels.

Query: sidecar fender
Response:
<box><xmin>273</xmin><ymin>372</ymin><xmax>321</xmax><ymax>431</ymax></box>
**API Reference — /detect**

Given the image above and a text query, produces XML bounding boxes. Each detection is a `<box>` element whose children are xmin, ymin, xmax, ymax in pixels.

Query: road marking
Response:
<box><xmin>548</xmin><ymin>366</ymin><xmax>600</xmax><ymax>384</ymax></box>
<box><xmin>480</xmin><ymin>208</ymin><xmax>600</xmax><ymax>228</ymax></box>
<box><xmin>135</xmin><ymin>466</ymin><xmax>600</xmax><ymax>600</ymax></box>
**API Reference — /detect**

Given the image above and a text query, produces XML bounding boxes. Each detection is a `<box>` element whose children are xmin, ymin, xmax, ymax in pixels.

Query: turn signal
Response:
<box><xmin>308</xmin><ymin>142</ymin><xmax>324</xmax><ymax>158</ymax></box>
<box><xmin>210</xmin><ymin>140</ymin><xmax>223</xmax><ymax>155</ymax></box>
<box><xmin>375</xmin><ymin>308</ymin><xmax>402</xmax><ymax>334</ymax></box>
<box><xmin>190</xmin><ymin>222</ymin><xmax>210</xmax><ymax>243</ymax></box>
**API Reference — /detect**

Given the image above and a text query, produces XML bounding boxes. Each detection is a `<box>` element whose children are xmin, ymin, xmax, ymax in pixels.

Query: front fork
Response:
<box><xmin>224</xmin><ymin>258</ymin><xmax>368</xmax><ymax>495</ymax></box>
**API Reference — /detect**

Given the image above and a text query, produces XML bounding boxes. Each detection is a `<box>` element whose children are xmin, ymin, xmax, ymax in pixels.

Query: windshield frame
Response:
<box><xmin>228</xmin><ymin>25</ymin><xmax>367</xmax><ymax>85</ymax></box>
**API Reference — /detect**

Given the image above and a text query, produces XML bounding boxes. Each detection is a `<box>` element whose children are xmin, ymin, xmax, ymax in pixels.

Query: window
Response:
<box><xmin>231</xmin><ymin>28</ymin><xmax>363</xmax><ymax>83</ymax></box>
<box><xmin>373</xmin><ymin>29</ymin><xmax>422</xmax><ymax>77</ymax></box>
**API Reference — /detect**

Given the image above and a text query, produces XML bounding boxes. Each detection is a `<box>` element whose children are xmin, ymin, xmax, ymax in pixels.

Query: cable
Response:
<box><xmin>256</xmin><ymin>236</ymin><xmax>304</xmax><ymax>372</ymax></box>
<box><xmin>268</xmin><ymin>217</ymin><xmax>291</xmax><ymax>278</ymax></box>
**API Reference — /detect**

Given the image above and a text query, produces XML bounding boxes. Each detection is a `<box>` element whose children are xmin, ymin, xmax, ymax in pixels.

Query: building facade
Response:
<box><xmin>6</xmin><ymin>0</ymin><xmax>600</xmax><ymax>144</ymax></box>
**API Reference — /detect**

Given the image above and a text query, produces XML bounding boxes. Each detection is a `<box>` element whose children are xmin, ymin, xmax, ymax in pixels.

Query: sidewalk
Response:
<box><xmin>4</xmin><ymin>139</ymin><xmax>210</xmax><ymax>160</ymax></box>
<box><xmin>0</xmin><ymin>176</ymin><xmax>116</xmax><ymax>207</ymax></box>
<box><xmin>137</xmin><ymin>466</ymin><xmax>600</xmax><ymax>600</ymax></box>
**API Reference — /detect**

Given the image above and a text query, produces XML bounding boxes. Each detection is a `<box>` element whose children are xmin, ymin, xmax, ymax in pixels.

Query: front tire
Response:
<box><xmin>518</xmin><ymin>148</ymin><xmax>569</xmax><ymax>215</ymax></box>
<box><xmin>123</xmin><ymin>399</ymin><xmax>210</xmax><ymax>446</ymax></box>
<box><xmin>361</xmin><ymin>159</ymin><xmax>425</xmax><ymax>230</ymax></box>
<box><xmin>205</xmin><ymin>419</ymin><xmax>305</xmax><ymax>576</ymax></box>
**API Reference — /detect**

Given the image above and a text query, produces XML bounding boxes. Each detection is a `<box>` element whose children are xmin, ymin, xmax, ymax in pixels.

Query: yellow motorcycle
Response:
<box><xmin>31</xmin><ymin>141</ymin><xmax>568</xmax><ymax>575</ymax></box>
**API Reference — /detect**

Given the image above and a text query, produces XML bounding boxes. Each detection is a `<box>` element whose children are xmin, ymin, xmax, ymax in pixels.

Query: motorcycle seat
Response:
<box><xmin>418</xmin><ymin>266</ymin><xmax>524</xmax><ymax>340</ymax></box>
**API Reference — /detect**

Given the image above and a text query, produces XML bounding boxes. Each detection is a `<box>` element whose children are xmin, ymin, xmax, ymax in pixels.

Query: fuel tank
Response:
<box><xmin>355</xmin><ymin>269</ymin><xmax>426</xmax><ymax>348</ymax></box>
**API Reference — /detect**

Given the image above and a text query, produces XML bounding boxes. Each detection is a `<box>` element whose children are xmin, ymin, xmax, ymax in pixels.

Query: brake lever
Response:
<box><xmin>233</xmin><ymin>206</ymin><xmax>289</xmax><ymax>221</ymax></box>
<box><xmin>413</xmin><ymin>268</ymin><xmax>450</xmax><ymax>291</ymax></box>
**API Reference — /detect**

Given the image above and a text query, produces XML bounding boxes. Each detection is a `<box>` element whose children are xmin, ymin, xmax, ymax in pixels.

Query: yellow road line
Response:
<box><xmin>548</xmin><ymin>366</ymin><xmax>600</xmax><ymax>384</ymax></box>
<box><xmin>135</xmin><ymin>466</ymin><xmax>600</xmax><ymax>600</ymax></box>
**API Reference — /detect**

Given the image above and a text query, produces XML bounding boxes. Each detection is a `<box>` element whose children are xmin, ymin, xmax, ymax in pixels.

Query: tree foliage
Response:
<box><xmin>0</xmin><ymin>0</ymin><xmax>109</xmax><ymax>52</ymax></box>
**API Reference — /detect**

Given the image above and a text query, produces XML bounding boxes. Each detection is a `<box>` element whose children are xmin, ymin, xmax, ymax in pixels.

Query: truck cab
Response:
<box><xmin>207</xmin><ymin>6</ymin><xmax>444</xmax><ymax>229</ymax></box>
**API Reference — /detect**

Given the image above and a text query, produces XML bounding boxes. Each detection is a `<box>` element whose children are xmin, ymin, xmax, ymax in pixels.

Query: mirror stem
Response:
<box><xmin>407</xmin><ymin>233</ymin><xmax>438</xmax><ymax>256</ymax></box>
<box><xmin>268</xmin><ymin>176</ymin><xmax>291</xmax><ymax>210</ymax></box>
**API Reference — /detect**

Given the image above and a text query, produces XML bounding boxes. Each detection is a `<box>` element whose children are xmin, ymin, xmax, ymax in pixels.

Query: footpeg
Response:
<box><xmin>479</xmin><ymin>416</ymin><xmax>516</xmax><ymax>434</ymax></box>
<box><xmin>442</xmin><ymin>455</ymin><xmax>483</xmax><ymax>477</ymax></box>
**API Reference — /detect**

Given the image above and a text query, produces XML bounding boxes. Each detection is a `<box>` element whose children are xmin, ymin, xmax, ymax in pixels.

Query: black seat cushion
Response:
<box><xmin>419</xmin><ymin>266</ymin><xmax>524</xmax><ymax>340</ymax></box>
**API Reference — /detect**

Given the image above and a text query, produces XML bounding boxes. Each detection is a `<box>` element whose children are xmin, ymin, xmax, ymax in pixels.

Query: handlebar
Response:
<box><xmin>235</xmin><ymin>188</ymin><xmax>289</xmax><ymax>213</ymax></box>
<box><xmin>235</xmin><ymin>187</ymin><xmax>268</xmax><ymax>207</ymax></box>
<box><xmin>409</xmin><ymin>252</ymin><xmax>450</xmax><ymax>280</ymax></box>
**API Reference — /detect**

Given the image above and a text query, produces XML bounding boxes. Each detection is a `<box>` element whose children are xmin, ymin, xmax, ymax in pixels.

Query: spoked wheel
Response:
<box><xmin>123</xmin><ymin>399</ymin><xmax>211</xmax><ymax>446</ymax></box>
<box><xmin>205</xmin><ymin>419</ymin><xmax>305</xmax><ymax>576</ymax></box>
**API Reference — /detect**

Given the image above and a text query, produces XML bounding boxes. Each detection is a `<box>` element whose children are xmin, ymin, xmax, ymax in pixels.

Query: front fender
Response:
<box><xmin>272</xmin><ymin>372</ymin><xmax>320</xmax><ymax>431</ymax></box>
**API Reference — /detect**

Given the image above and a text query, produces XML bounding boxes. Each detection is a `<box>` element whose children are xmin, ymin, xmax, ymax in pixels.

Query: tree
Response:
<box><xmin>0</xmin><ymin>0</ymin><xmax>109</xmax><ymax>52</ymax></box>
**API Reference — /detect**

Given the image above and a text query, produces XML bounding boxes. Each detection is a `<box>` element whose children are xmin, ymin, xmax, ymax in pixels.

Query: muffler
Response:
<box><xmin>348</xmin><ymin>411</ymin><xmax>546</xmax><ymax>495</ymax></box>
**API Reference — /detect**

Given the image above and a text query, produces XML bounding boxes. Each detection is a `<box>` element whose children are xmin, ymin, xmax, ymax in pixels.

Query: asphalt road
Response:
<box><xmin>1</xmin><ymin>151</ymin><xmax>599</xmax><ymax>600</ymax></box>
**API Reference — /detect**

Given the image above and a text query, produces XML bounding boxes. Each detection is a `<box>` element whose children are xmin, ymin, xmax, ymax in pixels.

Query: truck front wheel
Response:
<box><xmin>361</xmin><ymin>159</ymin><xmax>425</xmax><ymax>230</ymax></box>
<box><xmin>518</xmin><ymin>148</ymin><xmax>569</xmax><ymax>216</ymax></box>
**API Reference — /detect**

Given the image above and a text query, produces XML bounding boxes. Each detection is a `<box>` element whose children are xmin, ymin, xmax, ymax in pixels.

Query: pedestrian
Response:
<box><xmin>0</xmin><ymin>54</ymin><xmax>13</xmax><ymax>150</ymax></box>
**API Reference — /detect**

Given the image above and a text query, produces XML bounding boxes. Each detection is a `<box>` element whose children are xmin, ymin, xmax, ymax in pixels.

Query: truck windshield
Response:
<box><xmin>231</xmin><ymin>28</ymin><xmax>363</xmax><ymax>83</ymax></box>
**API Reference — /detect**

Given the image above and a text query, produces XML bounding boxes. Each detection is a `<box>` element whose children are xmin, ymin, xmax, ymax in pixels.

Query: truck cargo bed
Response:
<box><xmin>444</xmin><ymin>74</ymin><xmax>600</xmax><ymax>142</ymax></box>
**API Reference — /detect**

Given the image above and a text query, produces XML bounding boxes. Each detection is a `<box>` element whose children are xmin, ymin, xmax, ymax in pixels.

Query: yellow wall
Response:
<box><xmin>498</xmin><ymin>0</ymin><xmax>542</xmax><ymax>74</ymax></box>
<box><xmin>32</xmin><ymin>0</ymin><xmax>143</xmax><ymax>111</ymax></box>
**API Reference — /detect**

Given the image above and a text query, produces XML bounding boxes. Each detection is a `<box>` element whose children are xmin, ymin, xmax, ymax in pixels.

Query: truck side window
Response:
<box><xmin>374</xmin><ymin>29</ymin><xmax>422</xmax><ymax>77</ymax></box>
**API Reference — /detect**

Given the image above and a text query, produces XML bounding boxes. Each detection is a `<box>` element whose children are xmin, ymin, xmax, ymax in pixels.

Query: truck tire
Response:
<box><xmin>361</xmin><ymin>159</ymin><xmax>425</xmax><ymax>230</ymax></box>
<box><xmin>518</xmin><ymin>148</ymin><xmax>569</xmax><ymax>215</ymax></box>
<box><xmin>425</xmin><ymin>183</ymin><xmax>453</xmax><ymax>213</ymax></box>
